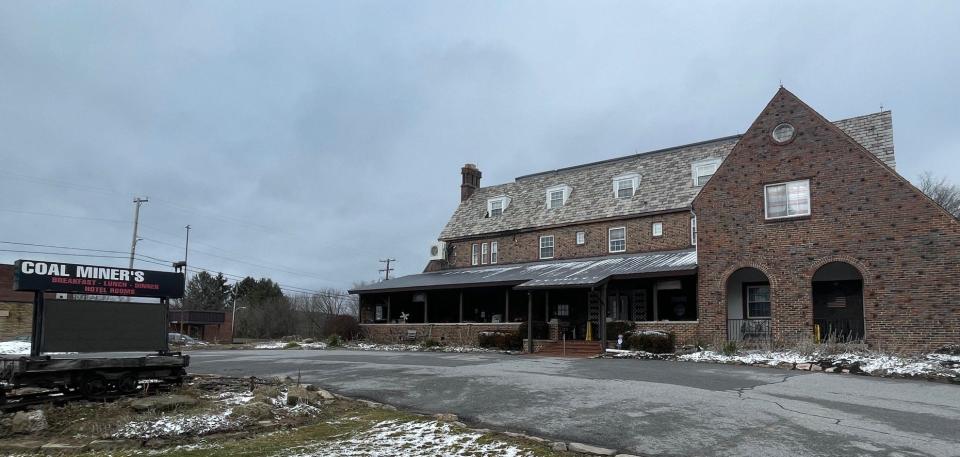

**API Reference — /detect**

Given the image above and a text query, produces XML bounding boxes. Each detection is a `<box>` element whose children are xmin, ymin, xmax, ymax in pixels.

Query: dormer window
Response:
<box><xmin>692</xmin><ymin>158</ymin><xmax>721</xmax><ymax>187</ymax></box>
<box><xmin>487</xmin><ymin>196</ymin><xmax>510</xmax><ymax>217</ymax></box>
<box><xmin>545</xmin><ymin>185</ymin><xmax>571</xmax><ymax>209</ymax></box>
<box><xmin>612</xmin><ymin>173</ymin><xmax>640</xmax><ymax>199</ymax></box>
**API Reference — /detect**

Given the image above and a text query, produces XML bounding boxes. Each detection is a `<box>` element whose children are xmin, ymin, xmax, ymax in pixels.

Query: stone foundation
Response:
<box><xmin>361</xmin><ymin>323</ymin><xmax>521</xmax><ymax>346</ymax></box>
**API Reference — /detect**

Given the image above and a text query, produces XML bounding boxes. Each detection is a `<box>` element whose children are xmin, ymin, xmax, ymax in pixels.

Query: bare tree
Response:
<box><xmin>293</xmin><ymin>289</ymin><xmax>359</xmax><ymax>338</ymax></box>
<box><xmin>918</xmin><ymin>171</ymin><xmax>960</xmax><ymax>218</ymax></box>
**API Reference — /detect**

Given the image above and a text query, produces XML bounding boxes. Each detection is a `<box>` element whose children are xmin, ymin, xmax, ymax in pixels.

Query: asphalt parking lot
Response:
<box><xmin>189</xmin><ymin>350</ymin><xmax>960</xmax><ymax>456</ymax></box>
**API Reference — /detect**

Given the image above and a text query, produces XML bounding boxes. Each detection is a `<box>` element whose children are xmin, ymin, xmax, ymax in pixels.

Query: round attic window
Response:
<box><xmin>771</xmin><ymin>123</ymin><xmax>796</xmax><ymax>144</ymax></box>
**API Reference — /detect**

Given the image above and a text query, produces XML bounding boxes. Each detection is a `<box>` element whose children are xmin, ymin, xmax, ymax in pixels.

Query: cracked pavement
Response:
<box><xmin>188</xmin><ymin>350</ymin><xmax>960</xmax><ymax>456</ymax></box>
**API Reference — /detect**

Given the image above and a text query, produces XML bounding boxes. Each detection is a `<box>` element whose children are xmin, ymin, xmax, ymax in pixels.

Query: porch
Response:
<box><xmin>350</xmin><ymin>248</ymin><xmax>700</xmax><ymax>350</ymax></box>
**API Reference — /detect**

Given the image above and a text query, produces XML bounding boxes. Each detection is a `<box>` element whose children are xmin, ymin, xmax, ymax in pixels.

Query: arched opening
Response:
<box><xmin>812</xmin><ymin>262</ymin><xmax>865</xmax><ymax>341</ymax></box>
<box><xmin>725</xmin><ymin>267</ymin><xmax>771</xmax><ymax>342</ymax></box>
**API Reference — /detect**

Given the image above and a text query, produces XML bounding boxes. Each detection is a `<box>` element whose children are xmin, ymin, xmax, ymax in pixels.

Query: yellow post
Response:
<box><xmin>585</xmin><ymin>322</ymin><xmax>592</xmax><ymax>341</ymax></box>
<box><xmin>814</xmin><ymin>324</ymin><xmax>821</xmax><ymax>344</ymax></box>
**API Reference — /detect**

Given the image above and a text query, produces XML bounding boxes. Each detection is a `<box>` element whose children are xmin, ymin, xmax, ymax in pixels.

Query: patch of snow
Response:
<box><xmin>0</xmin><ymin>340</ymin><xmax>31</xmax><ymax>354</ymax></box>
<box><xmin>281</xmin><ymin>419</ymin><xmax>533</xmax><ymax>457</ymax></box>
<box><xmin>113</xmin><ymin>410</ymin><xmax>239</xmax><ymax>439</ymax></box>
<box><xmin>215</xmin><ymin>391</ymin><xmax>255</xmax><ymax>405</ymax></box>
<box><xmin>254</xmin><ymin>341</ymin><xmax>287</xmax><ymax>349</ymax></box>
<box><xmin>345</xmin><ymin>342</ymin><xmax>503</xmax><ymax>353</ymax></box>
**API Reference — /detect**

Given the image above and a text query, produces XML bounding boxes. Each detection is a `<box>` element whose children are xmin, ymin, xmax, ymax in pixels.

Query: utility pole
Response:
<box><xmin>180</xmin><ymin>224</ymin><xmax>191</xmax><ymax>342</ymax></box>
<box><xmin>129</xmin><ymin>197</ymin><xmax>148</xmax><ymax>269</ymax></box>
<box><xmin>379</xmin><ymin>258</ymin><xmax>396</xmax><ymax>280</ymax></box>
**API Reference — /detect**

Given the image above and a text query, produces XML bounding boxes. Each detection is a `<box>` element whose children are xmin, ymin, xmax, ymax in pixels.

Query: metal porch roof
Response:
<box><xmin>349</xmin><ymin>248</ymin><xmax>697</xmax><ymax>294</ymax></box>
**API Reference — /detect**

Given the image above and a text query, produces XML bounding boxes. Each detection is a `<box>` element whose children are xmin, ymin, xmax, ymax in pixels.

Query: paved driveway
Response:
<box><xmin>188</xmin><ymin>350</ymin><xmax>960</xmax><ymax>456</ymax></box>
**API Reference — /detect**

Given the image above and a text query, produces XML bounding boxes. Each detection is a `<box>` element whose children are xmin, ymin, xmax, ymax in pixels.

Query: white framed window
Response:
<box><xmin>539</xmin><ymin>235</ymin><xmax>555</xmax><ymax>259</ymax></box>
<box><xmin>490</xmin><ymin>241</ymin><xmax>498</xmax><ymax>264</ymax></box>
<box><xmin>375</xmin><ymin>305</ymin><xmax>383</xmax><ymax>321</ymax></box>
<box><xmin>764</xmin><ymin>180</ymin><xmax>810</xmax><ymax>220</ymax></box>
<box><xmin>545</xmin><ymin>184</ymin><xmax>571</xmax><ymax>209</ymax></box>
<box><xmin>575</xmin><ymin>231</ymin><xmax>585</xmax><ymax>245</ymax></box>
<box><xmin>652</xmin><ymin>222</ymin><xmax>663</xmax><ymax>237</ymax></box>
<box><xmin>691</xmin><ymin>158</ymin><xmax>721</xmax><ymax>187</ymax></box>
<box><xmin>471</xmin><ymin>244</ymin><xmax>479</xmax><ymax>266</ymax></box>
<box><xmin>608</xmin><ymin>227</ymin><xmax>626</xmax><ymax>253</ymax></box>
<box><xmin>487</xmin><ymin>196</ymin><xmax>510</xmax><ymax>217</ymax></box>
<box><xmin>612</xmin><ymin>173</ymin><xmax>640</xmax><ymax>199</ymax></box>
<box><xmin>557</xmin><ymin>303</ymin><xmax>570</xmax><ymax>317</ymax></box>
<box><xmin>746</xmin><ymin>285</ymin><xmax>771</xmax><ymax>318</ymax></box>
<box><xmin>690</xmin><ymin>216</ymin><xmax>697</xmax><ymax>246</ymax></box>
<box><xmin>481</xmin><ymin>243</ymin><xmax>489</xmax><ymax>265</ymax></box>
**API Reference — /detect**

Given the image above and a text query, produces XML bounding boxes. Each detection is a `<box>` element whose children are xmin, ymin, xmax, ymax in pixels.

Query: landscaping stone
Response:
<box><xmin>315</xmin><ymin>388</ymin><xmax>336</xmax><ymax>400</ymax></box>
<box><xmin>85</xmin><ymin>439</ymin><xmax>140</xmax><ymax>451</ymax></box>
<box><xmin>615</xmin><ymin>454</ymin><xmax>642</xmax><ymax>457</ymax></box>
<box><xmin>40</xmin><ymin>442</ymin><xmax>85</xmax><ymax>454</ymax></box>
<box><xmin>795</xmin><ymin>363</ymin><xmax>811</xmax><ymax>370</ymax></box>
<box><xmin>11</xmin><ymin>410</ymin><xmax>47</xmax><ymax>434</ymax></box>
<box><xmin>130</xmin><ymin>394</ymin><xmax>198</xmax><ymax>412</ymax></box>
<box><xmin>434</xmin><ymin>413</ymin><xmax>459</xmax><ymax>422</ymax></box>
<box><xmin>568</xmin><ymin>441</ymin><xmax>617</xmax><ymax>455</ymax></box>
<box><xmin>551</xmin><ymin>441</ymin><xmax>568</xmax><ymax>451</ymax></box>
<box><xmin>0</xmin><ymin>440</ymin><xmax>44</xmax><ymax>453</ymax></box>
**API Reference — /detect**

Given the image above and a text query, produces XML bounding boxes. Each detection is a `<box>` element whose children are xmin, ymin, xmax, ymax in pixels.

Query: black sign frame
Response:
<box><xmin>13</xmin><ymin>259</ymin><xmax>184</xmax><ymax>299</ymax></box>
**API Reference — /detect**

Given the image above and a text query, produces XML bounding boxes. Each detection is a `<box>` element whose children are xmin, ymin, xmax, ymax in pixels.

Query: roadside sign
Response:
<box><xmin>12</xmin><ymin>259</ymin><xmax>184</xmax><ymax>299</ymax></box>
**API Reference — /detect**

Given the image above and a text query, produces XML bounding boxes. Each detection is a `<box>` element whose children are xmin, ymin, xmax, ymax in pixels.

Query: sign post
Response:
<box><xmin>12</xmin><ymin>259</ymin><xmax>185</xmax><ymax>357</ymax></box>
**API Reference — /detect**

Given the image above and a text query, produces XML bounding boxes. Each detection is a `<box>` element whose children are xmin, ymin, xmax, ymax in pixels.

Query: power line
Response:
<box><xmin>379</xmin><ymin>258</ymin><xmax>396</xmax><ymax>280</ymax></box>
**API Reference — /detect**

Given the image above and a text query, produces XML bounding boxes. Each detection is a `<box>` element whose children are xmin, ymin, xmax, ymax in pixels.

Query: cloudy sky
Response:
<box><xmin>1</xmin><ymin>1</ymin><xmax>958</xmax><ymax>293</ymax></box>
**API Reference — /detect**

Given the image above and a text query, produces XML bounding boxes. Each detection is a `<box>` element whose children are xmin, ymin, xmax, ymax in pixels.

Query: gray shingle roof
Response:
<box><xmin>439</xmin><ymin>112</ymin><xmax>894</xmax><ymax>240</ymax></box>
<box><xmin>349</xmin><ymin>248</ymin><xmax>697</xmax><ymax>293</ymax></box>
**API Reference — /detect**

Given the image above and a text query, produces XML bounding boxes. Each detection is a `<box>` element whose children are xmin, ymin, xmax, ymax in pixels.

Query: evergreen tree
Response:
<box><xmin>183</xmin><ymin>271</ymin><xmax>231</xmax><ymax>311</ymax></box>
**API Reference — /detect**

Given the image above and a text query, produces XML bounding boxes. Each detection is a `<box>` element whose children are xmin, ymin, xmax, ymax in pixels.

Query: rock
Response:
<box><xmin>255</xmin><ymin>420</ymin><xmax>280</xmax><ymax>431</ymax></box>
<box><xmin>434</xmin><ymin>413</ymin><xmax>459</xmax><ymax>422</ymax></box>
<box><xmin>777</xmin><ymin>362</ymin><xmax>794</xmax><ymax>369</ymax></box>
<box><xmin>304</xmin><ymin>384</ymin><xmax>318</xmax><ymax>392</ymax></box>
<box><xmin>503</xmin><ymin>431</ymin><xmax>524</xmax><ymax>438</ymax></box>
<box><xmin>615</xmin><ymin>454</ymin><xmax>643</xmax><ymax>457</ymax></box>
<box><xmin>315</xmin><ymin>388</ymin><xmax>336</xmax><ymax>400</ymax></box>
<box><xmin>795</xmin><ymin>363</ymin><xmax>811</xmax><ymax>370</ymax></box>
<box><xmin>130</xmin><ymin>395</ymin><xmax>198</xmax><ymax>413</ymax></box>
<box><xmin>85</xmin><ymin>440</ymin><xmax>139</xmax><ymax>451</ymax></box>
<box><xmin>11</xmin><ymin>410</ymin><xmax>47</xmax><ymax>434</ymax></box>
<box><xmin>524</xmin><ymin>434</ymin><xmax>546</xmax><ymax>443</ymax></box>
<box><xmin>451</xmin><ymin>421</ymin><xmax>467</xmax><ymax>428</ymax></box>
<box><xmin>824</xmin><ymin>367</ymin><xmax>838</xmax><ymax>373</ymax></box>
<box><xmin>234</xmin><ymin>402</ymin><xmax>274</xmax><ymax>420</ymax></box>
<box><xmin>551</xmin><ymin>441</ymin><xmax>568</xmax><ymax>451</ymax></box>
<box><xmin>568</xmin><ymin>442</ymin><xmax>617</xmax><ymax>456</ymax></box>
<box><xmin>40</xmin><ymin>443</ymin><xmax>85</xmax><ymax>454</ymax></box>
<box><xmin>810</xmin><ymin>364</ymin><xmax>823</xmax><ymax>371</ymax></box>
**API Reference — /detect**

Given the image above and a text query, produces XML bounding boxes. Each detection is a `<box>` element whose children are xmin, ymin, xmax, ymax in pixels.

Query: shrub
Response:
<box><xmin>517</xmin><ymin>321</ymin><xmax>550</xmax><ymax>340</ymax></box>
<box><xmin>326</xmin><ymin>334</ymin><xmax>344</xmax><ymax>347</ymax></box>
<box><xmin>323</xmin><ymin>315</ymin><xmax>361</xmax><ymax>341</ymax></box>
<box><xmin>420</xmin><ymin>338</ymin><xmax>442</xmax><ymax>348</ymax></box>
<box><xmin>721</xmin><ymin>340</ymin><xmax>738</xmax><ymax>356</ymax></box>
<box><xmin>477</xmin><ymin>331</ymin><xmax>521</xmax><ymax>350</ymax></box>
<box><xmin>606</xmin><ymin>321</ymin><xmax>635</xmax><ymax>340</ymax></box>
<box><xmin>626</xmin><ymin>330</ymin><xmax>676</xmax><ymax>354</ymax></box>
<box><xmin>283</xmin><ymin>342</ymin><xmax>301</xmax><ymax>349</ymax></box>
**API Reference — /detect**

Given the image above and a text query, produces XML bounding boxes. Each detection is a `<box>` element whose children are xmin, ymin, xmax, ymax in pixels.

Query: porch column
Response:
<box><xmin>505</xmin><ymin>289</ymin><xmax>510</xmax><ymax>322</ymax></box>
<box><xmin>600</xmin><ymin>284</ymin><xmax>607</xmax><ymax>351</ymax></box>
<box><xmin>527</xmin><ymin>291</ymin><xmax>534</xmax><ymax>353</ymax></box>
<box><xmin>544</xmin><ymin>290</ymin><xmax>550</xmax><ymax>321</ymax></box>
<box><xmin>458</xmin><ymin>291</ymin><xmax>463</xmax><ymax>323</ymax></box>
<box><xmin>386</xmin><ymin>295</ymin><xmax>391</xmax><ymax>324</ymax></box>
<box><xmin>423</xmin><ymin>293</ymin><xmax>429</xmax><ymax>323</ymax></box>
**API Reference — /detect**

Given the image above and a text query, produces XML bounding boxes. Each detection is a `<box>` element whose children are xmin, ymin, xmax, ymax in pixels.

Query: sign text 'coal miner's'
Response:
<box><xmin>13</xmin><ymin>260</ymin><xmax>185</xmax><ymax>299</ymax></box>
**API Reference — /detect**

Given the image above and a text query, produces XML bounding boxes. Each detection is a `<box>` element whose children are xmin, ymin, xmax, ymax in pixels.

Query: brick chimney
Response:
<box><xmin>460</xmin><ymin>163</ymin><xmax>481</xmax><ymax>202</ymax></box>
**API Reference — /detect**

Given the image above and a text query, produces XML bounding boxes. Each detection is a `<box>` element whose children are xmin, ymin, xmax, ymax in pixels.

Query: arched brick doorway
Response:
<box><xmin>811</xmin><ymin>262</ymin><xmax>865</xmax><ymax>341</ymax></box>
<box><xmin>725</xmin><ymin>267</ymin><xmax>772</xmax><ymax>342</ymax></box>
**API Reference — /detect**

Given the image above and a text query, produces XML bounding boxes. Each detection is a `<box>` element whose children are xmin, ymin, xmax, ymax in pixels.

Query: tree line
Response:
<box><xmin>177</xmin><ymin>271</ymin><xmax>358</xmax><ymax>339</ymax></box>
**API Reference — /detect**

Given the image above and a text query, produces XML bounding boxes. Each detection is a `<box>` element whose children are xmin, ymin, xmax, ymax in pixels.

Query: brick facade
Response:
<box><xmin>444</xmin><ymin>211</ymin><xmax>693</xmax><ymax>268</ymax></box>
<box><xmin>0</xmin><ymin>302</ymin><xmax>32</xmax><ymax>340</ymax></box>
<box><xmin>693</xmin><ymin>88</ymin><xmax>960</xmax><ymax>352</ymax></box>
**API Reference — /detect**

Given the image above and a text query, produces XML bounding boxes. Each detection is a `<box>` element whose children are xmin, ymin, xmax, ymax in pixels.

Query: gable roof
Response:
<box><xmin>439</xmin><ymin>111</ymin><xmax>894</xmax><ymax>241</ymax></box>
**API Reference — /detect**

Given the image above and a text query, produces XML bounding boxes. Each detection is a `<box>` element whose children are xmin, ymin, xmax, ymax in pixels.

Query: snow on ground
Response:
<box><xmin>113</xmin><ymin>409</ymin><xmax>239</xmax><ymax>439</ymax></box>
<box><xmin>672</xmin><ymin>350</ymin><xmax>960</xmax><ymax>379</ymax></box>
<box><xmin>346</xmin><ymin>342</ymin><xmax>503</xmax><ymax>353</ymax></box>
<box><xmin>254</xmin><ymin>341</ymin><xmax>287</xmax><ymax>349</ymax></box>
<box><xmin>0</xmin><ymin>340</ymin><xmax>31</xmax><ymax>354</ymax></box>
<box><xmin>281</xmin><ymin>419</ymin><xmax>533</xmax><ymax>457</ymax></box>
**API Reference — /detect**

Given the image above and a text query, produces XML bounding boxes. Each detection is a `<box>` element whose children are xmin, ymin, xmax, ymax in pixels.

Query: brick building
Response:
<box><xmin>351</xmin><ymin>88</ymin><xmax>959</xmax><ymax>353</ymax></box>
<box><xmin>0</xmin><ymin>264</ymin><xmax>35</xmax><ymax>340</ymax></box>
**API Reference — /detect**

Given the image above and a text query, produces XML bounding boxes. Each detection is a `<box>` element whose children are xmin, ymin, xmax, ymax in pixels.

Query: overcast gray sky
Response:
<box><xmin>1</xmin><ymin>1</ymin><xmax>958</xmax><ymax>293</ymax></box>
